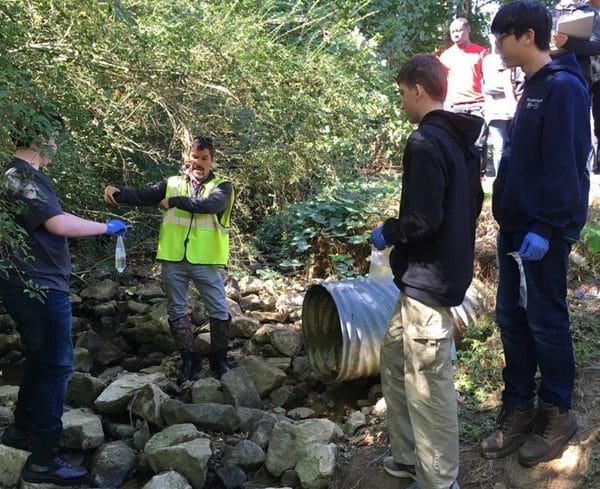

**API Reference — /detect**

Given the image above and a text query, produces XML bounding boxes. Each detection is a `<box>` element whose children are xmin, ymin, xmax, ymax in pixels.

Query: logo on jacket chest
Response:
<box><xmin>525</xmin><ymin>97</ymin><xmax>543</xmax><ymax>110</ymax></box>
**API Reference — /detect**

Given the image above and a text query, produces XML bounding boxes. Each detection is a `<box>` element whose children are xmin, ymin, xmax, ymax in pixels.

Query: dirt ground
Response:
<box><xmin>328</xmin><ymin>175</ymin><xmax>600</xmax><ymax>489</ymax></box>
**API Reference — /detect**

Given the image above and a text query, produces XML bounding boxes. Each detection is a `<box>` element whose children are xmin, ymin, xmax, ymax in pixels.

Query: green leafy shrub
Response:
<box><xmin>255</xmin><ymin>177</ymin><xmax>400</xmax><ymax>278</ymax></box>
<box><xmin>581</xmin><ymin>225</ymin><xmax>600</xmax><ymax>255</ymax></box>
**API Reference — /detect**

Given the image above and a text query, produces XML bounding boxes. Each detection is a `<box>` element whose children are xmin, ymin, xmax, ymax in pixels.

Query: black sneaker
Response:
<box><xmin>22</xmin><ymin>453</ymin><xmax>89</xmax><ymax>486</ymax></box>
<box><xmin>1</xmin><ymin>425</ymin><xmax>31</xmax><ymax>451</ymax></box>
<box><xmin>382</xmin><ymin>456</ymin><xmax>417</xmax><ymax>480</ymax></box>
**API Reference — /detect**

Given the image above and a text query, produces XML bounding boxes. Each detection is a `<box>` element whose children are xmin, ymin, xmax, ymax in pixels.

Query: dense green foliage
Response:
<box><xmin>0</xmin><ymin>0</ymin><xmax>514</xmax><ymax>275</ymax></box>
<box><xmin>255</xmin><ymin>177</ymin><xmax>400</xmax><ymax>277</ymax></box>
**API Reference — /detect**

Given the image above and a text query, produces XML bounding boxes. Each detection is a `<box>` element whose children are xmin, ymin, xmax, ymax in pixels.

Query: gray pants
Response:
<box><xmin>161</xmin><ymin>261</ymin><xmax>229</xmax><ymax>322</ymax></box>
<box><xmin>380</xmin><ymin>295</ymin><xmax>458</xmax><ymax>489</ymax></box>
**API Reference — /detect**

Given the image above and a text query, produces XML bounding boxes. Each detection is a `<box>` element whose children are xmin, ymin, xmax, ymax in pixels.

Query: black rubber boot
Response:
<box><xmin>209</xmin><ymin>316</ymin><xmax>231</xmax><ymax>378</ymax></box>
<box><xmin>169</xmin><ymin>315</ymin><xmax>199</xmax><ymax>382</ymax></box>
<box><xmin>1</xmin><ymin>424</ymin><xmax>31</xmax><ymax>451</ymax></box>
<box><xmin>209</xmin><ymin>348</ymin><xmax>231</xmax><ymax>378</ymax></box>
<box><xmin>22</xmin><ymin>437</ymin><xmax>89</xmax><ymax>486</ymax></box>
<box><xmin>180</xmin><ymin>351</ymin><xmax>200</xmax><ymax>382</ymax></box>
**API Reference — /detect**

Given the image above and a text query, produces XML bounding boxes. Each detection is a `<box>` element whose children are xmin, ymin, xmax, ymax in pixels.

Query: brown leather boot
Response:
<box><xmin>518</xmin><ymin>400</ymin><xmax>577</xmax><ymax>467</ymax></box>
<box><xmin>480</xmin><ymin>405</ymin><xmax>537</xmax><ymax>459</ymax></box>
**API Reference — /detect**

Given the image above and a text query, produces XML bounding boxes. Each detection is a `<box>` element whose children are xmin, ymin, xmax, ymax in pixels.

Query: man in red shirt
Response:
<box><xmin>440</xmin><ymin>17</ymin><xmax>488</xmax><ymax>117</ymax></box>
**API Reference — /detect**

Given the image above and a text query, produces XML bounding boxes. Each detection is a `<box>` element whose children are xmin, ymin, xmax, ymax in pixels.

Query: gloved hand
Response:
<box><xmin>105</xmin><ymin>219</ymin><xmax>127</xmax><ymax>236</ymax></box>
<box><xmin>518</xmin><ymin>232</ymin><xmax>549</xmax><ymax>261</ymax></box>
<box><xmin>371</xmin><ymin>225</ymin><xmax>388</xmax><ymax>251</ymax></box>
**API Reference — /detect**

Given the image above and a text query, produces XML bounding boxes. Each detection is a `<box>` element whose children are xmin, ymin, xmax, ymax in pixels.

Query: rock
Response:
<box><xmin>121</xmin><ymin>319</ymin><xmax>168</xmax><ymax>344</ymax></box>
<box><xmin>147</xmin><ymin>437</ymin><xmax>212</xmax><ymax>489</ymax></box>
<box><xmin>65</xmin><ymin>372</ymin><xmax>106</xmax><ymax>408</ymax></box>
<box><xmin>142</xmin><ymin>471</ymin><xmax>192</xmax><ymax>489</ymax></box>
<box><xmin>0</xmin><ymin>385</ymin><xmax>19</xmax><ymax>405</ymax></box>
<box><xmin>0</xmin><ymin>444</ymin><xmax>29</xmax><ymax>487</ymax></box>
<box><xmin>342</xmin><ymin>411</ymin><xmax>366</xmax><ymax>435</ymax></box>
<box><xmin>239</xmin><ymin>356</ymin><xmax>287</xmax><ymax>397</ymax></box>
<box><xmin>127</xmin><ymin>300</ymin><xmax>151</xmax><ymax>314</ymax></box>
<box><xmin>287</xmin><ymin>407</ymin><xmax>315</xmax><ymax>420</ymax></box>
<box><xmin>191</xmin><ymin>378</ymin><xmax>225</xmax><ymax>404</ymax></box>
<box><xmin>134</xmin><ymin>284</ymin><xmax>165</xmax><ymax>301</ymax></box>
<box><xmin>240</xmin><ymin>294</ymin><xmax>263</xmax><ymax>311</ymax></box>
<box><xmin>0</xmin><ymin>406</ymin><xmax>15</xmax><ymax>428</ymax></box>
<box><xmin>269</xmin><ymin>385</ymin><xmax>296</xmax><ymax>408</ymax></box>
<box><xmin>231</xmin><ymin>315</ymin><xmax>262</xmax><ymax>338</ymax></box>
<box><xmin>226</xmin><ymin>297</ymin><xmax>243</xmax><ymax>317</ymax></box>
<box><xmin>129</xmin><ymin>383</ymin><xmax>171</xmax><ymax>427</ymax></box>
<box><xmin>80</xmin><ymin>278</ymin><xmax>119</xmax><ymax>301</ymax></box>
<box><xmin>368</xmin><ymin>383</ymin><xmax>383</xmax><ymax>401</ymax></box>
<box><xmin>264</xmin><ymin>421</ymin><xmax>298</xmax><ymax>476</ymax></box>
<box><xmin>133</xmin><ymin>420</ymin><xmax>151</xmax><ymax>452</ymax></box>
<box><xmin>95</xmin><ymin>342</ymin><xmax>125</xmax><ymax>365</ymax></box>
<box><xmin>371</xmin><ymin>397</ymin><xmax>387</xmax><ymax>418</ymax></box>
<box><xmin>275</xmin><ymin>292</ymin><xmax>304</xmax><ymax>316</ymax></box>
<box><xmin>281</xmin><ymin>469</ymin><xmax>301</xmax><ymax>489</ymax></box>
<box><xmin>94</xmin><ymin>372</ymin><xmax>170</xmax><ymax>414</ymax></box>
<box><xmin>74</xmin><ymin>329</ymin><xmax>104</xmax><ymax>358</ymax></box>
<box><xmin>239</xmin><ymin>276</ymin><xmax>265</xmax><ymax>295</ymax></box>
<box><xmin>250</xmin><ymin>311</ymin><xmax>289</xmax><ymax>323</ymax></box>
<box><xmin>97</xmin><ymin>366</ymin><xmax>124</xmax><ymax>384</ymax></box>
<box><xmin>264</xmin><ymin>357</ymin><xmax>292</xmax><ymax>372</ymax></box>
<box><xmin>94</xmin><ymin>300</ymin><xmax>117</xmax><ymax>317</ymax></box>
<box><xmin>216</xmin><ymin>464</ymin><xmax>248</xmax><ymax>489</ymax></box>
<box><xmin>265</xmin><ymin>419</ymin><xmax>343</xmax><ymax>477</ymax></box>
<box><xmin>296</xmin><ymin>443</ymin><xmax>338</xmax><ymax>489</ymax></box>
<box><xmin>0</xmin><ymin>333</ymin><xmax>21</xmax><ymax>355</ymax></box>
<box><xmin>221</xmin><ymin>367</ymin><xmax>263</xmax><ymax>409</ymax></box>
<box><xmin>161</xmin><ymin>400</ymin><xmax>241</xmax><ymax>433</ymax></box>
<box><xmin>253</xmin><ymin>325</ymin><xmax>302</xmax><ymax>357</ymax></box>
<box><xmin>91</xmin><ymin>440</ymin><xmax>137</xmax><ymax>488</ymax></box>
<box><xmin>73</xmin><ymin>347</ymin><xmax>93</xmax><ymax>373</ymax></box>
<box><xmin>236</xmin><ymin>407</ymin><xmax>270</xmax><ymax>432</ymax></box>
<box><xmin>194</xmin><ymin>332</ymin><xmax>212</xmax><ymax>356</ymax></box>
<box><xmin>223</xmin><ymin>440</ymin><xmax>266</xmax><ymax>469</ymax></box>
<box><xmin>61</xmin><ymin>408</ymin><xmax>104</xmax><ymax>450</ymax></box>
<box><xmin>144</xmin><ymin>423</ymin><xmax>208</xmax><ymax>456</ymax></box>
<box><xmin>71</xmin><ymin>316</ymin><xmax>88</xmax><ymax>333</ymax></box>
<box><xmin>249</xmin><ymin>414</ymin><xmax>278</xmax><ymax>450</ymax></box>
<box><xmin>291</xmin><ymin>356</ymin><xmax>312</xmax><ymax>381</ymax></box>
<box><xmin>105</xmin><ymin>422</ymin><xmax>137</xmax><ymax>440</ymax></box>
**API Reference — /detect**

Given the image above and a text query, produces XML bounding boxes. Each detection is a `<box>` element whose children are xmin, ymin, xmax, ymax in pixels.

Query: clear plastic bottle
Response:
<box><xmin>368</xmin><ymin>246</ymin><xmax>392</xmax><ymax>280</ymax></box>
<box><xmin>115</xmin><ymin>235</ymin><xmax>126</xmax><ymax>273</ymax></box>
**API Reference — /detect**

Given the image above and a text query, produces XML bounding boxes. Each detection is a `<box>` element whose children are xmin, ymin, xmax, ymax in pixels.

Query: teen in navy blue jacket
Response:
<box><xmin>481</xmin><ymin>1</ymin><xmax>590</xmax><ymax>469</ymax></box>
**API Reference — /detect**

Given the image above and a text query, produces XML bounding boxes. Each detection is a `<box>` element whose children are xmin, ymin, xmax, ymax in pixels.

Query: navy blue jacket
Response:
<box><xmin>382</xmin><ymin>110</ymin><xmax>484</xmax><ymax>307</ymax></box>
<box><xmin>493</xmin><ymin>54</ymin><xmax>591</xmax><ymax>241</ymax></box>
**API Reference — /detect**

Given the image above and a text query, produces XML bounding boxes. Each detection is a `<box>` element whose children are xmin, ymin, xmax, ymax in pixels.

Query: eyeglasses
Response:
<box><xmin>495</xmin><ymin>32</ymin><xmax>514</xmax><ymax>47</ymax></box>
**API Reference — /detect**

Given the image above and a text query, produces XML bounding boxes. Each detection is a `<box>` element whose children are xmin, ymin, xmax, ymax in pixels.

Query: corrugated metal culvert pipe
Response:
<box><xmin>301</xmin><ymin>251</ymin><xmax>483</xmax><ymax>383</ymax></box>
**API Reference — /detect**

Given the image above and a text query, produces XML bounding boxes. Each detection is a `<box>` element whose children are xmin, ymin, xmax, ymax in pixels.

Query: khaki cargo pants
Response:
<box><xmin>380</xmin><ymin>294</ymin><xmax>458</xmax><ymax>489</ymax></box>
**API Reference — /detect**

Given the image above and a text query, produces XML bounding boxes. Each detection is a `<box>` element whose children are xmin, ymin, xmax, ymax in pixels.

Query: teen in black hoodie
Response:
<box><xmin>372</xmin><ymin>54</ymin><xmax>483</xmax><ymax>489</ymax></box>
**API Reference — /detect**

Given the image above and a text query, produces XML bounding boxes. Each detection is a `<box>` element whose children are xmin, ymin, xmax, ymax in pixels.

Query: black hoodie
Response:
<box><xmin>382</xmin><ymin>110</ymin><xmax>484</xmax><ymax>307</ymax></box>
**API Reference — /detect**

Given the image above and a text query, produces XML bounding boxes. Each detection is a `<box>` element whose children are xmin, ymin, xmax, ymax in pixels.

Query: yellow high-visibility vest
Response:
<box><xmin>156</xmin><ymin>175</ymin><xmax>234</xmax><ymax>265</ymax></box>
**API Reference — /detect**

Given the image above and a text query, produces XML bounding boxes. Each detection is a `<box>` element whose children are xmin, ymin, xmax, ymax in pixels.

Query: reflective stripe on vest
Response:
<box><xmin>156</xmin><ymin>175</ymin><xmax>234</xmax><ymax>264</ymax></box>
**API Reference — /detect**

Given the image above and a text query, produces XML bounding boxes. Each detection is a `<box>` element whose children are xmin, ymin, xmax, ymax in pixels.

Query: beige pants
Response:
<box><xmin>381</xmin><ymin>295</ymin><xmax>458</xmax><ymax>489</ymax></box>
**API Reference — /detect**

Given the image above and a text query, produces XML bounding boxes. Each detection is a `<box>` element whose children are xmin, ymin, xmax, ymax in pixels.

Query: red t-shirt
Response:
<box><xmin>440</xmin><ymin>42</ymin><xmax>487</xmax><ymax>106</ymax></box>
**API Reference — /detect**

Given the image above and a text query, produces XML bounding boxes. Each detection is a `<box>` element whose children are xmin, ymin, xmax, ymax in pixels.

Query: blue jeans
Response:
<box><xmin>0</xmin><ymin>279</ymin><xmax>73</xmax><ymax>441</ymax></box>
<box><xmin>160</xmin><ymin>261</ymin><xmax>228</xmax><ymax>321</ymax></box>
<box><xmin>487</xmin><ymin>119</ymin><xmax>511</xmax><ymax>175</ymax></box>
<box><xmin>496</xmin><ymin>232</ymin><xmax>574</xmax><ymax>409</ymax></box>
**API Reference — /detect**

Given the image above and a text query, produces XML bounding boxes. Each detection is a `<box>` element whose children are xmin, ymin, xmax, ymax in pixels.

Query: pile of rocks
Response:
<box><xmin>0</xmin><ymin>270</ymin><xmax>376</xmax><ymax>489</ymax></box>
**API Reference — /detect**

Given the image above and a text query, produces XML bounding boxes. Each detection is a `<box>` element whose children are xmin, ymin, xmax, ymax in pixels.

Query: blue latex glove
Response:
<box><xmin>105</xmin><ymin>219</ymin><xmax>127</xmax><ymax>236</ymax></box>
<box><xmin>371</xmin><ymin>225</ymin><xmax>388</xmax><ymax>251</ymax></box>
<box><xmin>518</xmin><ymin>232</ymin><xmax>549</xmax><ymax>261</ymax></box>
